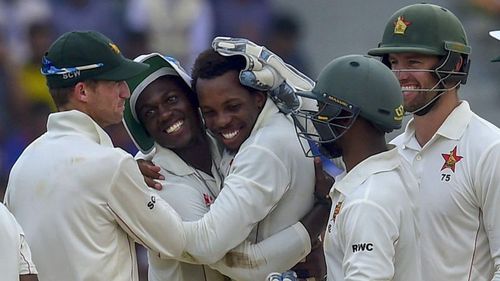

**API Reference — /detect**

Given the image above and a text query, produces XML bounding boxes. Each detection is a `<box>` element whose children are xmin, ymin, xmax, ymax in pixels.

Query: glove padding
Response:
<box><xmin>212</xmin><ymin>36</ymin><xmax>315</xmax><ymax>113</ymax></box>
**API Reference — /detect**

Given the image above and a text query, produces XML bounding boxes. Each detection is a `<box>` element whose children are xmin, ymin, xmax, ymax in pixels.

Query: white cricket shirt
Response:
<box><xmin>324</xmin><ymin>146</ymin><xmax>421</xmax><ymax>281</ymax></box>
<box><xmin>149</xmin><ymin>143</ymin><xmax>312</xmax><ymax>281</ymax></box>
<box><xmin>182</xmin><ymin>99</ymin><xmax>314</xmax><ymax>271</ymax></box>
<box><xmin>0</xmin><ymin>203</ymin><xmax>37</xmax><ymax>280</ymax></box>
<box><xmin>147</xmin><ymin>144</ymin><xmax>226</xmax><ymax>281</ymax></box>
<box><xmin>4</xmin><ymin>110</ymin><xmax>186</xmax><ymax>281</ymax></box>
<box><xmin>391</xmin><ymin>101</ymin><xmax>500</xmax><ymax>281</ymax></box>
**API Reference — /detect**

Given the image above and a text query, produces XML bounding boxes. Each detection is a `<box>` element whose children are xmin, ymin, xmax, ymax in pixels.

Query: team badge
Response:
<box><xmin>441</xmin><ymin>146</ymin><xmax>463</xmax><ymax>172</ymax></box>
<box><xmin>328</xmin><ymin>201</ymin><xmax>343</xmax><ymax>233</ymax></box>
<box><xmin>203</xmin><ymin>193</ymin><xmax>214</xmax><ymax>207</ymax></box>
<box><xmin>332</xmin><ymin>201</ymin><xmax>343</xmax><ymax>222</ymax></box>
<box><xmin>394</xmin><ymin>105</ymin><xmax>404</xmax><ymax>121</ymax></box>
<box><xmin>393</xmin><ymin>16</ymin><xmax>411</xmax><ymax>35</ymax></box>
<box><xmin>108</xmin><ymin>42</ymin><xmax>121</xmax><ymax>54</ymax></box>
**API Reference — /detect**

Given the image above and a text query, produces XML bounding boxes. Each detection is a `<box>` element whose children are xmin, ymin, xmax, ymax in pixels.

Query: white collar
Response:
<box><xmin>47</xmin><ymin>110</ymin><xmax>114</xmax><ymax>147</ymax></box>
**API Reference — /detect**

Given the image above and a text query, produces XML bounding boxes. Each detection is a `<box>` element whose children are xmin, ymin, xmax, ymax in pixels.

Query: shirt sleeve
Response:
<box><xmin>107</xmin><ymin>156</ymin><xmax>186</xmax><ymax>258</ymax></box>
<box><xmin>336</xmin><ymin>201</ymin><xmax>399</xmax><ymax>280</ymax></box>
<box><xmin>182</xmin><ymin>144</ymin><xmax>291</xmax><ymax>264</ymax></box>
<box><xmin>208</xmin><ymin>222</ymin><xmax>311</xmax><ymax>281</ymax></box>
<box><xmin>475</xmin><ymin>142</ymin><xmax>500</xmax><ymax>281</ymax></box>
<box><xmin>18</xmin><ymin>232</ymin><xmax>37</xmax><ymax>275</ymax></box>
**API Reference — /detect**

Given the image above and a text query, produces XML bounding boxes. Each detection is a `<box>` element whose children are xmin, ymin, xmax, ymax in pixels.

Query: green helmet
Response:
<box><xmin>294</xmin><ymin>55</ymin><xmax>404</xmax><ymax>146</ymax></box>
<box><xmin>368</xmin><ymin>3</ymin><xmax>470</xmax><ymax>85</ymax></box>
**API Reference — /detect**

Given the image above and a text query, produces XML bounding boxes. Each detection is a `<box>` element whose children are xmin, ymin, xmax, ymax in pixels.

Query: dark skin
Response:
<box><xmin>334</xmin><ymin>117</ymin><xmax>388</xmax><ymax>172</ymax></box>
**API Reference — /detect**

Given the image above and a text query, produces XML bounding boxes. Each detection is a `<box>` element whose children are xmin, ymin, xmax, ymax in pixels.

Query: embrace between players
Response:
<box><xmin>3</xmin><ymin>3</ymin><xmax>500</xmax><ymax>281</ymax></box>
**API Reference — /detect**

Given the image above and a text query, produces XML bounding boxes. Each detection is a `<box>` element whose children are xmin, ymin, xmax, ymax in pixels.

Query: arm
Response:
<box><xmin>136</xmin><ymin>149</ymin><xmax>165</xmax><ymax>190</ymax></box>
<box><xmin>187</xmin><ymin>158</ymin><xmax>331</xmax><ymax>281</ymax></box>
<box><xmin>476</xmin><ymin>142</ymin><xmax>500</xmax><ymax>281</ymax></box>
<box><xmin>337</xmin><ymin>202</ymin><xmax>399</xmax><ymax>280</ymax></box>
<box><xmin>182</xmin><ymin>145</ymin><xmax>291</xmax><ymax>263</ymax></box>
<box><xmin>207</xmin><ymin>222</ymin><xmax>311</xmax><ymax>281</ymax></box>
<box><xmin>108</xmin><ymin>156</ymin><xmax>186</xmax><ymax>258</ymax></box>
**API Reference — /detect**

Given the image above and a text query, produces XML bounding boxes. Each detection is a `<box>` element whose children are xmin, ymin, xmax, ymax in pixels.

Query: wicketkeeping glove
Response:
<box><xmin>212</xmin><ymin>36</ymin><xmax>315</xmax><ymax>113</ymax></box>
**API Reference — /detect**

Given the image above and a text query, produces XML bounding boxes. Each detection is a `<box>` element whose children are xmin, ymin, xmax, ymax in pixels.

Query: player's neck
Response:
<box><xmin>340</xmin><ymin>122</ymin><xmax>388</xmax><ymax>172</ymax></box>
<box><xmin>175</xmin><ymin>133</ymin><xmax>213</xmax><ymax>176</ymax></box>
<box><xmin>413</xmin><ymin>91</ymin><xmax>460</xmax><ymax>147</ymax></box>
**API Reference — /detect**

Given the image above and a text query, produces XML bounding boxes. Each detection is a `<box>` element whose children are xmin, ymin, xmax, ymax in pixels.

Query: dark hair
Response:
<box><xmin>191</xmin><ymin>48</ymin><xmax>247</xmax><ymax>93</ymax></box>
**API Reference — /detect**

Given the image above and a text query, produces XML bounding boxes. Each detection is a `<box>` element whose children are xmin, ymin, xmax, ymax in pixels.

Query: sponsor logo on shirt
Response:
<box><xmin>352</xmin><ymin>243</ymin><xmax>374</xmax><ymax>253</ymax></box>
<box><xmin>203</xmin><ymin>193</ymin><xmax>214</xmax><ymax>207</ymax></box>
<box><xmin>441</xmin><ymin>146</ymin><xmax>463</xmax><ymax>173</ymax></box>
<box><xmin>147</xmin><ymin>196</ymin><xmax>156</xmax><ymax>210</ymax></box>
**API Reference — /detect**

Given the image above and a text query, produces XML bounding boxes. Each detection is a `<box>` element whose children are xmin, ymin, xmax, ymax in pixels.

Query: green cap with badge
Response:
<box><xmin>42</xmin><ymin>30</ymin><xmax>149</xmax><ymax>89</ymax></box>
<box><xmin>123</xmin><ymin>53</ymin><xmax>193</xmax><ymax>154</ymax></box>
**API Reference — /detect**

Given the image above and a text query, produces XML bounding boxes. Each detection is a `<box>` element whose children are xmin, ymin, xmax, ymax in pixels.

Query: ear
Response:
<box><xmin>455</xmin><ymin>56</ymin><xmax>464</xmax><ymax>72</ymax></box>
<box><xmin>254</xmin><ymin>91</ymin><xmax>267</xmax><ymax>110</ymax></box>
<box><xmin>74</xmin><ymin>82</ymin><xmax>90</xmax><ymax>103</ymax></box>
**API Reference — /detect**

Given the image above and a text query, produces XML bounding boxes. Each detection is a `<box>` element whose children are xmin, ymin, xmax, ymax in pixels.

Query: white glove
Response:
<box><xmin>212</xmin><ymin>36</ymin><xmax>315</xmax><ymax>113</ymax></box>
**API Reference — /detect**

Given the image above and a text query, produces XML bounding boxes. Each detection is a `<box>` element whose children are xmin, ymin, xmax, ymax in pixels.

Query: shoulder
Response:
<box><xmin>248</xmin><ymin>113</ymin><xmax>303</xmax><ymax>152</ymax></box>
<box><xmin>350</xmin><ymin>168</ymin><xmax>417</xmax><ymax>213</ymax></box>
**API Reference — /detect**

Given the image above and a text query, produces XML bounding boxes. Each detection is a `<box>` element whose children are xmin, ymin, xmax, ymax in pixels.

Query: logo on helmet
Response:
<box><xmin>108</xmin><ymin>43</ymin><xmax>121</xmax><ymax>54</ymax></box>
<box><xmin>394</xmin><ymin>105</ymin><xmax>404</xmax><ymax>121</ymax></box>
<box><xmin>393</xmin><ymin>16</ymin><xmax>411</xmax><ymax>35</ymax></box>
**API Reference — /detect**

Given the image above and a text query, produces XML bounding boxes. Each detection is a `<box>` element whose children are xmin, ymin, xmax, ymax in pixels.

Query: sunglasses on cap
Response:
<box><xmin>41</xmin><ymin>56</ymin><xmax>104</xmax><ymax>76</ymax></box>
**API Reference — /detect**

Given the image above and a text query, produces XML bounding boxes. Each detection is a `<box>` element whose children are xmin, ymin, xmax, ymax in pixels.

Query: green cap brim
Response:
<box><xmin>96</xmin><ymin>58</ymin><xmax>149</xmax><ymax>81</ymax></box>
<box><xmin>368</xmin><ymin>46</ymin><xmax>443</xmax><ymax>56</ymax></box>
<box><xmin>123</xmin><ymin>53</ymin><xmax>192</xmax><ymax>154</ymax></box>
<box><xmin>492</xmin><ymin>56</ymin><xmax>500</xmax><ymax>62</ymax></box>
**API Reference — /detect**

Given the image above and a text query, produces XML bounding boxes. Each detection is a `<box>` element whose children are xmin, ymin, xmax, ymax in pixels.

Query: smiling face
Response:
<box><xmin>196</xmin><ymin>71</ymin><xmax>266</xmax><ymax>152</ymax></box>
<box><xmin>388</xmin><ymin>53</ymin><xmax>441</xmax><ymax>113</ymax></box>
<box><xmin>136</xmin><ymin>76</ymin><xmax>202</xmax><ymax>150</ymax></box>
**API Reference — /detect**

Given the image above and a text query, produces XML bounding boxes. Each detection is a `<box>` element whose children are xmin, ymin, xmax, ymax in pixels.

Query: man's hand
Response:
<box><xmin>314</xmin><ymin>157</ymin><xmax>334</xmax><ymax>204</ymax></box>
<box><xmin>292</xmin><ymin>239</ymin><xmax>327</xmax><ymax>281</ymax></box>
<box><xmin>137</xmin><ymin>159</ymin><xmax>164</xmax><ymax>190</ymax></box>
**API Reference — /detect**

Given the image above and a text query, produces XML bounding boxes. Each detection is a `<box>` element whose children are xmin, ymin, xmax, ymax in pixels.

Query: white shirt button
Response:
<box><xmin>416</xmin><ymin>155</ymin><xmax>422</xmax><ymax>161</ymax></box>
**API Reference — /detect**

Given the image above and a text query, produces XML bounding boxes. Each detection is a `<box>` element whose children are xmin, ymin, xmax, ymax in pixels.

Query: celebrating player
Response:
<box><xmin>123</xmin><ymin>52</ymin><xmax>330</xmax><ymax>281</ymax></box>
<box><xmin>291</xmin><ymin>54</ymin><xmax>420</xmax><ymax>280</ymax></box>
<box><xmin>4</xmin><ymin>31</ymin><xmax>187</xmax><ymax>281</ymax></box>
<box><xmin>369</xmin><ymin>3</ymin><xmax>500</xmax><ymax>280</ymax></box>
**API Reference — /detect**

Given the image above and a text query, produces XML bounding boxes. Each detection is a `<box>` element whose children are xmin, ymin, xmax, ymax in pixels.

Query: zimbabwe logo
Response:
<box><xmin>441</xmin><ymin>146</ymin><xmax>463</xmax><ymax>172</ymax></box>
<box><xmin>108</xmin><ymin>43</ymin><xmax>121</xmax><ymax>54</ymax></box>
<box><xmin>327</xmin><ymin>201</ymin><xmax>343</xmax><ymax>233</ymax></box>
<box><xmin>394</xmin><ymin>16</ymin><xmax>411</xmax><ymax>35</ymax></box>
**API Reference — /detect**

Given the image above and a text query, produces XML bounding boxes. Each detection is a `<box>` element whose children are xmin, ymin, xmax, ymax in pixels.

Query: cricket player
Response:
<box><xmin>4</xmin><ymin>31</ymin><xmax>186</xmax><ymax>281</ymax></box>
<box><xmin>127</xmin><ymin>50</ymin><xmax>330</xmax><ymax>280</ymax></box>
<box><xmin>369</xmin><ymin>4</ymin><xmax>500</xmax><ymax>280</ymax></box>
<box><xmin>291</xmin><ymin>54</ymin><xmax>421</xmax><ymax>281</ymax></box>
<box><xmin>0</xmin><ymin>203</ymin><xmax>38</xmax><ymax>281</ymax></box>
<box><xmin>181</xmin><ymin>47</ymin><xmax>316</xmax><ymax>267</ymax></box>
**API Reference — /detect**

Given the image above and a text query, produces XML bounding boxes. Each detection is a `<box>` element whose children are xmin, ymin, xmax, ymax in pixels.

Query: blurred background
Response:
<box><xmin>0</xmin><ymin>0</ymin><xmax>498</xmax><ymax>278</ymax></box>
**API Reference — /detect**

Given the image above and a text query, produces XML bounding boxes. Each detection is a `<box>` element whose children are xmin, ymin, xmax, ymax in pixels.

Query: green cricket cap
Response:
<box><xmin>42</xmin><ymin>30</ymin><xmax>149</xmax><ymax>89</ymax></box>
<box><xmin>123</xmin><ymin>53</ymin><xmax>192</xmax><ymax>154</ymax></box>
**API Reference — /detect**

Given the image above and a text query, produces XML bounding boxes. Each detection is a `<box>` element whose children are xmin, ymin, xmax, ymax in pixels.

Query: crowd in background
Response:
<box><xmin>0</xmin><ymin>0</ymin><xmax>312</xmax><ymax>201</ymax></box>
<box><xmin>0</xmin><ymin>1</ymin><xmax>499</xmax><ymax>280</ymax></box>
